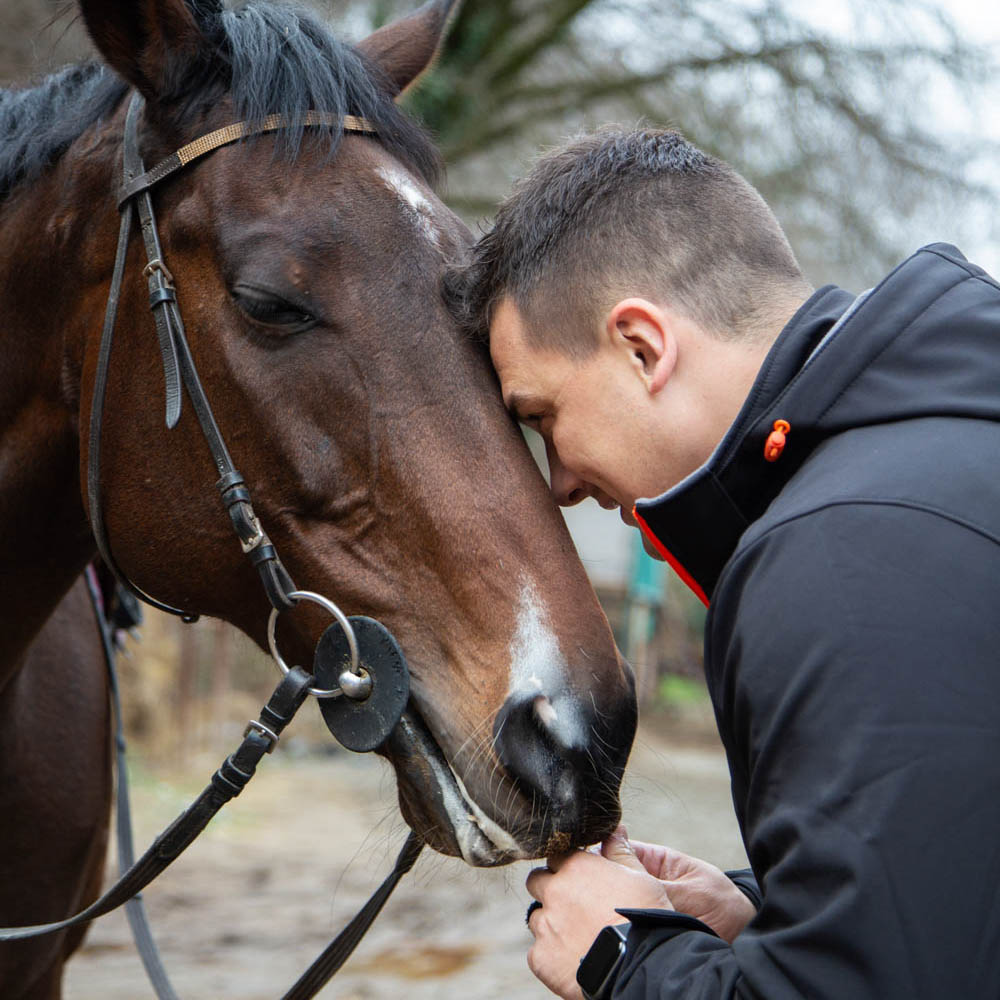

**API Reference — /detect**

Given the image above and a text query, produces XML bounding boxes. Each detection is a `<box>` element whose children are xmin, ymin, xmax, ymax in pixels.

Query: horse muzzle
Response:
<box><xmin>385</xmin><ymin>670</ymin><xmax>637</xmax><ymax>865</ymax></box>
<box><xmin>385</xmin><ymin>708</ymin><xmax>525</xmax><ymax>866</ymax></box>
<box><xmin>491</xmin><ymin>680</ymin><xmax>636</xmax><ymax>851</ymax></box>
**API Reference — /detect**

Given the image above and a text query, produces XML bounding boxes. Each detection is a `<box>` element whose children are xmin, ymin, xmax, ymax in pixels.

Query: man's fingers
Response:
<box><xmin>630</xmin><ymin>840</ymin><xmax>670</xmax><ymax>878</ymax></box>
<box><xmin>629</xmin><ymin>840</ymin><xmax>694</xmax><ymax>881</ymax></box>
<box><xmin>526</xmin><ymin>864</ymin><xmax>553</xmax><ymax>900</ymax></box>
<box><xmin>601</xmin><ymin>824</ymin><xmax>646</xmax><ymax>871</ymax></box>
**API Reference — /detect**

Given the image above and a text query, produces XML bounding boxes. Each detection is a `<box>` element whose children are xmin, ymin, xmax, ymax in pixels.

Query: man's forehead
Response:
<box><xmin>489</xmin><ymin>299</ymin><xmax>550</xmax><ymax>409</ymax></box>
<box><xmin>489</xmin><ymin>297</ymin><xmax>528</xmax><ymax>360</ymax></box>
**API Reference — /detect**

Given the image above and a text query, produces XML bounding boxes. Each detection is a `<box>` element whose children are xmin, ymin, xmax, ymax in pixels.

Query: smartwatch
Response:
<box><xmin>576</xmin><ymin>922</ymin><xmax>629</xmax><ymax>1000</ymax></box>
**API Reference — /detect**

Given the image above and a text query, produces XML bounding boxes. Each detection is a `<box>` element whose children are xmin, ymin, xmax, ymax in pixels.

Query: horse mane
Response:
<box><xmin>0</xmin><ymin>0</ymin><xmax>441</xmax><ymax>202</ymax></box>
<box><xmin>0</xmin><ymin>63</ymin><xmax>127</xmax><ymax>201</ymax></box>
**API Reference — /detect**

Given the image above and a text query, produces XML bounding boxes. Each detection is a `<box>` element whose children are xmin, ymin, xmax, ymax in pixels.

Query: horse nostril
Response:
<box><xmin>493</xmin><ymin>692</ymin><xmax>588</xmax><ymax>815</ymax></box>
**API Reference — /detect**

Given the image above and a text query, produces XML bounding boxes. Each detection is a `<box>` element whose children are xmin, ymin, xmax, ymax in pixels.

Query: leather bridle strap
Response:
<box><xmin>88</xmin><ymin>94</ymin><xmax>374</xmax><ymax>618</ymax></box>
<box><xmin>84</xmin><ymin>566</ymin><xmax>179</xmax><ymax>1000</ymax></box>
<box><xmin>124</xmin><ymin>93</ymin><xmax>298</xmax><ymax>613</ymax></box>
<box><xmin>0</xmin><ymin>652</ymin><xmax>422</xmax><ymax>999</ymax></box>
<box><xmin>118</xmin><ymin>111</ymin><xmax>374</xmax><ymax>206</ymax></box>
<box><xmin>0</xmin><ymin>666</ymin><xmax>315</xmax><ymax>945</ymax></box>
<box><xmin>70</xmin><ymin>94</ymin><xmax>425</xmax><ymax>997</ymax></box>
<box><xmin>283</xmin><ymin>832</ymin><xmax>423</xmax><ymax>1000</ymax></box>
<box><xmin>85</xmin><ymin>177</ymin><xmax>182</xmax><ymax>613</ymax></box>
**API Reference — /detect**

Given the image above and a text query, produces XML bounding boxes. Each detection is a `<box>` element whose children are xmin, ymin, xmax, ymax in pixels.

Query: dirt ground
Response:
<box><xmin>64</xmin><ymin>722</ymin><xmax>747</xmax><ymax>1000</ymax></box>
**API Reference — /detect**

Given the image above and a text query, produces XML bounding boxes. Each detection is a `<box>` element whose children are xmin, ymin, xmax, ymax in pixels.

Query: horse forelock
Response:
<box><xmin>0</xmin><ymin>0</ymin><xmax>442</xmax><ymax>202</ymax></box>
<box><xmin>206</xmin><ymin>2</ymin><xmax>441</xmax><ymax>185</ymax></box>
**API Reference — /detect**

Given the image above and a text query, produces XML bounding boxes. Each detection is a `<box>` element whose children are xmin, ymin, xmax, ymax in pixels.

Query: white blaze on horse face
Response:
<box><xmin>375</xmin><ymin>165</ymin><xmax>439</xmax><ymax>249</ymax></box>
<box><xmin>508</xmin><ymin>579</ymin><xmax>586</xmax><ymax>751</ymax></box>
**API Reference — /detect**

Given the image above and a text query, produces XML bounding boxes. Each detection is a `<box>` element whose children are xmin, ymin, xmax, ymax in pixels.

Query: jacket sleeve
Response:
<box><xmin>724</xmin><ymin>870</ymin><xmax>761</xmax><ymax>909</ymax></box>
<box><xmin>613</xmin><ymin>502</ymin><xmax>1000</xmax><ymax>1000</ymax></box>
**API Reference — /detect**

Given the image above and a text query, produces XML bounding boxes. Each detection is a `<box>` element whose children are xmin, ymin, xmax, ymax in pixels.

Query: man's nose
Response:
<box><xmin>546</xmin><ymin>444</ymin><xmax>588</xmax><ymax>506</ymax></box>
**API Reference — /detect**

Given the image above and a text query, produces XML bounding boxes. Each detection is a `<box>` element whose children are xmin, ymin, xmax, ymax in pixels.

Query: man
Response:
<box><xmin>444</xmin><ymin>127</ymin><xmax>1000</xmax><ymax>998</ymax></box>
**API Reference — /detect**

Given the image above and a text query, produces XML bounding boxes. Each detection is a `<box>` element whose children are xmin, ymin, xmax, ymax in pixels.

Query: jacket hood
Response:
<box><xmin>634</xmin><ymin>243</ymin><xmax>1000</xmax><ymax>604</ymax></box>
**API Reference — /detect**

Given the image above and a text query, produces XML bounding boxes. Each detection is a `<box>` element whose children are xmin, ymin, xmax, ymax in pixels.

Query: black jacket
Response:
<box><xmin>622</xmin><ymin>244</ymin><xmax>1000</xmax><ymax>999</ymax></box>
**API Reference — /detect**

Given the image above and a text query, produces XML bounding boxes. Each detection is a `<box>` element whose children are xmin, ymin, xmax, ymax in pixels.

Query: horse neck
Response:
<box><xmin>0</xmin><ymin>136</ymin><xmax>119</xmax><ymax>677</ymax></box>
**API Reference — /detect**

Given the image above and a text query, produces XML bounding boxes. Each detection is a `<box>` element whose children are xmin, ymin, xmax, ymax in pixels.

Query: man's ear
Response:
<box><xmin>606</xmin><ymin>298</ymin><xmax>677</xmax><ymax>395</ymax></box>
<box><xmin>356</xmin><ymin>0</ymin><xmax>461</xmax><ymax>97</ymax></box>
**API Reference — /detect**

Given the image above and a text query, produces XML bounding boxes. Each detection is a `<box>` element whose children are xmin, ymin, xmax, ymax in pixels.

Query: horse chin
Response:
<box><xmin>384</xmin><ymin>709</ymin><xmax>531</xmax><ymax>867</ymax></box>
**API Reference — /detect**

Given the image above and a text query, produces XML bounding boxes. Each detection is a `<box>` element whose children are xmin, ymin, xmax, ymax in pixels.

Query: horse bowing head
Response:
<box><xmin>74</xmin><ymin>0</ymin><xmax>635</xmax><ymax>866</ymax></box>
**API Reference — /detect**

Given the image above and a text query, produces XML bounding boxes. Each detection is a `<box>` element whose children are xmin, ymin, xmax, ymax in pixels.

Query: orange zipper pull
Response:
<box><xmin>764</xmin><ymin>419</ymin><xmax>790</xmax><ymax>462</ymax></box>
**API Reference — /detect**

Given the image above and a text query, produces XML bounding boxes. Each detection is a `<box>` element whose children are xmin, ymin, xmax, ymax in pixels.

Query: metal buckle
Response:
<box><xmin>142</xmin><ymin>258</ymin><xmax>175</xmax><ymax>287</ymax></box>
<box><xmin>243</xmin><ymin>719</ymin><xmax>280</xmax><ymax>753</ymax></box>
<box><xmin>236</xmin><ymin>504</ymin><xmax>265</xmax><ymax>553</ymax></box>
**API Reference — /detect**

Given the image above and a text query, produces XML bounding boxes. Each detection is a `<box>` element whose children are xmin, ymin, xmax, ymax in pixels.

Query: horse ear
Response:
<box><xmin>356</xmin><ymin>0</ymin><xmax>461</xmax><ymax>96</ymax></box>
<box><xmin>78</xmin><ymin>0</ymin><xmax>206</xmax><ymax>100</ymax></box>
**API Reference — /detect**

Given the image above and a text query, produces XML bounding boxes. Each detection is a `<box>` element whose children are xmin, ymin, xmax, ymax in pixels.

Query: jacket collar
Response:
<box><xmin>632</xmin><ymin>285</ymin><xmax>856</xmax><ymax>605</ymax></box>
<box><xmin>633</xmin><ymin>242</ymin><xmax>992</xmax><ymax>605</ymax></box>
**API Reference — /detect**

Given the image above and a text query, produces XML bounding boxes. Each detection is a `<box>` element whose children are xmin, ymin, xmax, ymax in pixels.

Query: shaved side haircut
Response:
<box><xmin>444</xmin><ymin>127</ymin><xmax>811</xmax><ymax>356</ymax></box>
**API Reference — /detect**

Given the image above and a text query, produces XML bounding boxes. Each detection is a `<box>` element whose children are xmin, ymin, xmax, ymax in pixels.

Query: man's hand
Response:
<box><xmin>525</xmin><ymin>827</ymin><xmax>756</xmax><ymax>998</ymax></box>
<box><xmin>626</xmin><ymin>838</ymin><xmax>756</xmax><ymax>944</ymax></box>
<box><xmin>525</xmin><ymin>829</ymin><xmax>672</xmax><ymax>1000</ymax></box>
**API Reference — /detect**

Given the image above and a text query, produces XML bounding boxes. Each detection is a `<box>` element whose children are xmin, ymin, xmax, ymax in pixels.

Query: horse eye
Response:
<box><xmin>231</xmin><ymin>286</ymin><xmax>317</xmax><ymax>334</ymax></box>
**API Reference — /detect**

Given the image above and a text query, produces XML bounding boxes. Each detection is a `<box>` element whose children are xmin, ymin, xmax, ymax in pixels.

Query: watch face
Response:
<box><xmin>577</xmin><ymin>924</ymin><xmax>628</xmax><ymax>999</ymax></box>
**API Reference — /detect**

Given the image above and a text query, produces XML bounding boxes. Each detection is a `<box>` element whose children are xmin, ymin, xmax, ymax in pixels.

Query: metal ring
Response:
<box><xmin>267</xmin><ymin>590</ymin><xmax>360</xmax><ymax>699</ymax></box>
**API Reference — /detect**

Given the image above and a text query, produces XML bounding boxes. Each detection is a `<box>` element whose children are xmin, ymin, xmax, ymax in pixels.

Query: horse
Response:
<box><xmin>0</xmin><ymin>0</ymin><xmax>637</xmax><ymax>995</ymax></box>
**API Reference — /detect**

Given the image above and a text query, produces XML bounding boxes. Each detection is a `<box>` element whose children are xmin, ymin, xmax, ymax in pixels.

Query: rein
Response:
<box><xmin>0</xmin><ymin>93</ymin><xmax>425</xmax><ymax>997</ymax></box>
<box><xmin>0</xmin><ymin>628</ymin><xmax>423</xmax><ymax>999</ymax></box>
<box><xmin>84</xmin><ymin>565</ymin><xmax>178</xmax><ymax>999</ymax></box>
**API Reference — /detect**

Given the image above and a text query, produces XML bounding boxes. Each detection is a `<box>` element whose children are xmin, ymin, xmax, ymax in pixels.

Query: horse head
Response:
<box><xmin>71</xmin><ymin>0</ymin><xmax>637</xmax><ymax>865</ymax></box>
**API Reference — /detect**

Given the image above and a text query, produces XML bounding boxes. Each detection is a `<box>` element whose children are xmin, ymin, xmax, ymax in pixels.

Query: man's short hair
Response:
<box><xmin>444</xmin><ymin>127</ymin><xmax>809</xmax><ymax>356</ymax></box>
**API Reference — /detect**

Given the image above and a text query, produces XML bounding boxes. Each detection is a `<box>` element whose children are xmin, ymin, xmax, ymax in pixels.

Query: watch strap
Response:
<box><xmin>577</xmin><ymin>922</ymin><xmax>630</xmax><ymax>1000</ymax></box>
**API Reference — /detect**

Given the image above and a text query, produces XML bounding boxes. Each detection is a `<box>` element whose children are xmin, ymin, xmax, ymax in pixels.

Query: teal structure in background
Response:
<box><xmin>624</xmin><ymin>533</ymin><xmax>667</xmax><ymax>699</ymax></box>
<box><xmin>628</xmin><ymin>532</ymin><xmax>667</xmax><ymax>606</ymax></box>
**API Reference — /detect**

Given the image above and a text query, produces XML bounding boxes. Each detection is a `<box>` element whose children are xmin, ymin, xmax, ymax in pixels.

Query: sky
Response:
<box><xmin>586</xmin><ymin>0</ymin><xmax>1000</xmax><ymax>278</ymax></box>
<box><xmin>812</xmin><ymin>0</ymin><xmax>1000</xmax><ymax>275</ymax></box>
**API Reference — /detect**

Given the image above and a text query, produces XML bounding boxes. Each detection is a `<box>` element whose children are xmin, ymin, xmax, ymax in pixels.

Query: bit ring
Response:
<box><xmin>267</xmin><ymin>590</ymin><xmax>360</xmax><ymax>699</ymax></box>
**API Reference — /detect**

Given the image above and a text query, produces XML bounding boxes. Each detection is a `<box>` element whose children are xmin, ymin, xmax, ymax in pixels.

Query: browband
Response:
<box><xmin>118</xmin><ymin>111</ymin><xmax>376</xmax><ymax>207</ymax></box>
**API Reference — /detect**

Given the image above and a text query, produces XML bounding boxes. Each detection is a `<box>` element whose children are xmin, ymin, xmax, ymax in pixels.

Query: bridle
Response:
<box><xmin>87</xmin><ymin>93</ymin><xmax>376</xmax><ymax>622</ymax></box>
<box><xmin>0</xmin><ymin>92</ymin><xmax>427</xmax><ymax>998</ymax></box>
